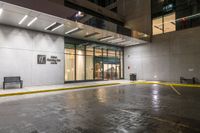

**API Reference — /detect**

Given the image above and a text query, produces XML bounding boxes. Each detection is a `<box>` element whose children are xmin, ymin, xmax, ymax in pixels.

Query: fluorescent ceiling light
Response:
<box><xmin>120</xmin><ymin>41</ymin><xmax>139</xmax><ymax>46</ymax></box>
<box><xmin>119</xmin><ymin>41</ymin><xmax>132</xmax><ymax>45</ymax></box>
<box><xmin>51</xmin><ymin>24</ymin><xmax>64</xmax><ymax>31</ymax></box>
<box><xmin>27</xmin><ymin>17</ymin><xmax>38</xmax><ymax>27</ymax></box>
<box><xmin>65</xmin><ymin>27</ymin><xmax>80</xmax><ymax>34</ymax></box>
<box><xmin>99</xmin><ymin>36</ymin><xmax>114</xmax><ymax>41</ymax></box>
<box><xmin>84</xmin><ymin>32</ymin><xmax>100</xmax><ymax>38</ymax></box>
<box><xmin>0</xmin><ymin>8</ymin><xmax>3</xmax><ymax>16</ymax></box>
<box><xmin>108</xmin><ymin>38</ymin><xmax>125</xmax><ymax>43</ymax></box>
<box><xmin>44</xmin><ymin>22</ymin><xmax>56</xmax><ymax>30</ymax></box>
<box><xmin>18</xmin><ymin>15</ymin><xmax>28</xmax><ymax>25</ymax></box>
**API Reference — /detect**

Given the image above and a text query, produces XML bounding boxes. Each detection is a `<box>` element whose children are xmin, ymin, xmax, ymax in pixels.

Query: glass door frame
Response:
<box><xmin>64</xmin><ymin>38</ymin><xmax>124</xmax><ymax>83</ymax></box>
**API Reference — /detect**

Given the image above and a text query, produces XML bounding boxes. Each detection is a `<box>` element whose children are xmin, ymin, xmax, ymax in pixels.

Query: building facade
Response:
<box><xmin>0</xmin><ymin>0</ymin><xmax>199</xmax><ymax>88</ymax></box>
<box><xmin>125</xmin><ymin>0</ymin><xmax>200</xmax><ymax>82</ymax></box>
<box><xmin>0</xmin><ymin>0</ymin><xmax>147</xmax><ymax>88</ymax></box>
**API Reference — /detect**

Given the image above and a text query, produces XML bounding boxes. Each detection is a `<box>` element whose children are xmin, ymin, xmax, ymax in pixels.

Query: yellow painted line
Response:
<box><xmin>129</xmin><ymin>81</ymin><xmax>200</xmax><ymax>88</ymax></box>
<box><xmin>0</xmin><ymin>83</ymin><xmax>120</xmax><ymax>97</ymax></box>
<box><xmin>119</xmin><ymin>109</ymin><xmax>200</xmax><ymax>131</ymax></box>
<box><xmin>170</xmin><ymin>85</ymin><xmax>181</xmax><ymax>95</ymax></box>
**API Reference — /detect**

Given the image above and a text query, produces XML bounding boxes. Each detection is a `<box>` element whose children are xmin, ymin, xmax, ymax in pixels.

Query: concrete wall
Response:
<box><xmin>124</xmin><ymin>26</ymin><xmax>200</xmax><ymax>82</ymax></box>
<box><xmin>0</xmin><ymin>25</ymin><xmax>65</xmax><ymax>88</ymax></box>
<box><xmin>117</xmin><ymin>0</ymin><xmax>151</xmax><ymax>35</ymax></box>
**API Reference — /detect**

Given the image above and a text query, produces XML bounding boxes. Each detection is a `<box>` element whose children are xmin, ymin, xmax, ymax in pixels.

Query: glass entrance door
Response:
<box><xmin>65</xmin><ymin>41</ymin><xmax>124</xmax><ymax>82</ymax></box>
<box><xmin>104</xmin><ymin>64</ymin><xmax>118</xmax><ymax>80</ymax></box>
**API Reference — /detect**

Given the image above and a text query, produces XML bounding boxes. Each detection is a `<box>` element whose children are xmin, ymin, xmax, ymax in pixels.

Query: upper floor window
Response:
<box><xmin>152</xmin><ymin>0</ymin><xmax>200</xmax><ymax>35</ymax></box>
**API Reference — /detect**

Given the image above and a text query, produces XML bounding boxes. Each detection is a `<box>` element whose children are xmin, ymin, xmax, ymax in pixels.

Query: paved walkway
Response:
<box><xmin>0</xmin><ymin>80</ymin><xmax>130</xmax><ymax>95</ymax></box>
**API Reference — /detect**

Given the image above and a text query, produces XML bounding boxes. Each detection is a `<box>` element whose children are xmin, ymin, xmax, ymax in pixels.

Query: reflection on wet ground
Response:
<box><xmin>0</xmin><ymin>84</ymin><xmax>200</xmax><ymax>133</ymax></box>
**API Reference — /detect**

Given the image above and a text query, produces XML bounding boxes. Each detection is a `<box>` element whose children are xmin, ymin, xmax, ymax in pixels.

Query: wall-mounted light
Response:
<box><xmin>27</xmin><ymin>17</ymin><xmax>38</xmax><ymax>27</ymax></box>
<box><xmin>19</xmin><ymin>15</ymin><xmax>28</xmax><ymax>25</ymax></box>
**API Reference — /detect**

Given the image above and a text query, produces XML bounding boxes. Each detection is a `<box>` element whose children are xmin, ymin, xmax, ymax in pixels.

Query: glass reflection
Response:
<box><xmin>96</xmin><ymin>89</ymin><xmax>107</xmax><ymax>103</ymax></box>
<box><xmin>151</xmin><ymin>87</ymin><xmax>160</xmax><ymax>111</ymax></box>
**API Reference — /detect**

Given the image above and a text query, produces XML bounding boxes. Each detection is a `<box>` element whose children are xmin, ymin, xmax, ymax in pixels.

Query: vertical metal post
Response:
<box><xmin>84</xmin><ymin>45</ymin><xmax>86</xmax><ymax>81</ymax></box>
<box><xmin>119</xmin><ymin>50</ymin><xmax>121</xmax><ymax>79</ymax></box>
<box><xmin>102</xmin><ymin>48</ymin><xmax>104</xmax><ymax>80</ymax></box>
<box><xmin>93</xmin><ymin>47</ymin><xmax>95</xmax><ymax>80</ymax></box>
<box><xmin>74</xmin><ymin>44</ymin><xmax>77</xmax><ymax>81</ymax></box>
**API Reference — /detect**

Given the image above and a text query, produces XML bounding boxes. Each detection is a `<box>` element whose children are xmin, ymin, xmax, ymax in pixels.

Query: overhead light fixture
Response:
<box><xmin>19</xmin><ymin>15</ymin><xmax>28</xmax><ymax>25</ymax></box>
<box><xmin>108</xmin><ymin>38</ymin><xmax>125</xmax><ymax>43</ymax></box>
<box><xmin>0</xmin><ymin>8</ymin><xmax>3</xmax><ymax>16</ymax></box>
<box><xmin>44</xmin><ymin>22</ymin><xmax>63</xmax><ymax>31</ymax></box>
<box><xmin>98</xmin><ymin>36</ymin><xmax>114</xmax><ymax>41</ymax></box>
<box><xmin>65</xmin><ymin>27</ymin><xmax>81</xmax><ymax>35</ymax></box>
<box><xmin>44</xmin><ymin>22</ymin><xmax>56</xmax><ymax>30</ymax></box>
<box><xmin>119</xmin><ymin>41</ymin><xmax>132</xmax><ymax>45</ymax></box>
<box><xmin>27</xmin><ymin>17</ymin><xmax>38</xmax><ymax>27</ymax></box>
<box><xmin>117</xmin><ymin>40</ymin><xmax>128</xmax><ymax>44</ymax></box>
<box><xmin>51</xmin><ymin>24</ymin><xmax>64</xmax><ymax>31</ymax></box>
<box><xmin>120</xmin><ymin>41</ymin><xmax>139</xmax><ymax>46</ymax></box>
<box><xmin>84</xmin><ymin>32</ymin><xmax>100</xmax><ymax>38</ymax></box>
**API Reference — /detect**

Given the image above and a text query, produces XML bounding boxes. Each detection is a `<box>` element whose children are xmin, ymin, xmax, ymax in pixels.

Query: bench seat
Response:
<box><xmin>3</xmin><ymin>76</ymin><xmax>23</xmax><ymax>89</ymax></box>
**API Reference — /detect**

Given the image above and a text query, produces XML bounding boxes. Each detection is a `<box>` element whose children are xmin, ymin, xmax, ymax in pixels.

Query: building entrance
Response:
<box><xmin>64</xmin><ymin>38</ymin><xmax>124</xmax><ymax>82</ymax></box>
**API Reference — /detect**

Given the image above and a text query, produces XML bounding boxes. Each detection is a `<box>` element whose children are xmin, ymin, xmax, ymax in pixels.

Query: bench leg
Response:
<box><xmin>193</xmin><ymin>78</ymin><xmax>196</xmax><ymax>84</ymax></box>
<box><xmin>3</xmin><ymin>83</ymin><xmax>5</xmax><ymax>90</ymax></box>
<box><xmin>20</xmin><ymin>82</ymin><xmax>23</xmax><ymax>88</ymax></box>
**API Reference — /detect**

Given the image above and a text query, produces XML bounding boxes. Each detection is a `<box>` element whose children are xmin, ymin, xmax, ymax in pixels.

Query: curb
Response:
<box><xmin>0</xmin><ymin>83</ymin><xmax>120</xmax><ymax>97</ymax></box>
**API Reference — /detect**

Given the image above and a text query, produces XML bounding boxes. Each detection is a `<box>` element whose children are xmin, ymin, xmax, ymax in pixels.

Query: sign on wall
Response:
<box><xmin>37</xmin><ymin>55</ymin><xmax>61</xmax><ymax>64</ymax></box>
<box><xmin>37</xmin><ymin>55</ymin><xmax>46</xmax><ymax>64</ymax></box>
<box><xmin>47</xmin><ymin>56</ymin><xmax>61</xmax><ymax>64</ymax></box>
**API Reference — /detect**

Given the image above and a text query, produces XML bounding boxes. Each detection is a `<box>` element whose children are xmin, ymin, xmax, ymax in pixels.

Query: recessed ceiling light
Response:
<box><xmin>0</xmin><ymin>8</ymin><xmax>3</xmax><ymax>16</ymax></box>
<box><xmin>44</xmin><ymin>22</ymin><xmax>56</xmax><ymax>30</ymax></box>
<box><xmin>98</xmin><ymin>36</ymin><xmax>114</xmax><ymax>41</ymax></box>
<box><xmin>119</xmin><ymin>41</ymin><xmax>132</xmax><ymax>45</ymax></box>
<box><xmin>65</xmin><ymin>27</ymin><xmax>81</xmax><ymax>35</ymax></box>
<box><xmin>108</xmin><ymin>38</ymin><xmax>125</xmax><ymax>43</ymax></box>
<box><xmin>19</xmin><ymin>15</ymin><xmax>28</xmax><ymax>25</ymax></box>
<box><xmin>51</xmin><ymin>24</ymin><xmax>64</xmax><ymax>31</ymax></box>
<box><xmin>27</xmin><ymin>17</ymin><xmax>38</xmax><ymax>27</ymax></box>
<box><xmin>84</xmin><ymin>32</ymin><xmax>100</xmax><ymax>38</ymax></box>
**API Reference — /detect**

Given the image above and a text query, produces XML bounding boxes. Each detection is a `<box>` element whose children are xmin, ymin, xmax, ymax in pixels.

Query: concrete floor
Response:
<box><xmin>0</xmin><ymin>84</ymin><xmax>200</xmax><ymax>133</ymax></box>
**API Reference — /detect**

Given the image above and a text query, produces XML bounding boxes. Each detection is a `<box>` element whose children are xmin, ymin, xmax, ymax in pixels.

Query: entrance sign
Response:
<box><xmin>37</xmin><ymin>55</ymin><xmax>61</xmax><ymax>64</ymax></box>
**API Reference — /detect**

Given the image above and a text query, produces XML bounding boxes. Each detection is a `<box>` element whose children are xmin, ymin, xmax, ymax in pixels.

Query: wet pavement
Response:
<box><xmin>0</xmin><ymin>84</ymin><xmax>200</xmax><ymax>133</ymax></box>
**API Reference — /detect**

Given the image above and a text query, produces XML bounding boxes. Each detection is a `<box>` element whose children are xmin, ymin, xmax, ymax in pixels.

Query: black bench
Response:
<box><xmin>180</xmin><ymin>77</ymin><xmax>196</xmax><ymax>84</ymax></box>
<box><xmin>3</xmin><ymin>77</ymin><xmax>23</xmax><ymax>89</ymax></box>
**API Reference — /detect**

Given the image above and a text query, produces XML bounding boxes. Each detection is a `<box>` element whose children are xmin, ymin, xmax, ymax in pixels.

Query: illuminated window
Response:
<box><xmin>65</xmin><ymin>45</ymin><xmax>75</xmax><ymax>81</ymax></box>
<box><xmin>86</xmin><ymin>47</ymin><xmax>94</xmax><ymax>80</ymax></box>
<box><xmin>153</xmin><ymin>12</ymin><xmax>176</xmax><ymax>35</ymax></box>
<box><xmin>76</xmin><ymin>48</ymin><xmax>85</xmax><ymax>80</ymax></box>
<box><xmin>153</xmin><ymin>17</ymin><xmax>163</xmax><ymax>35</ymax></box>
<box><xmin>164</xmin><ymin>13</ymin><xmax>176</xmax><ymax>33</ymax></box>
